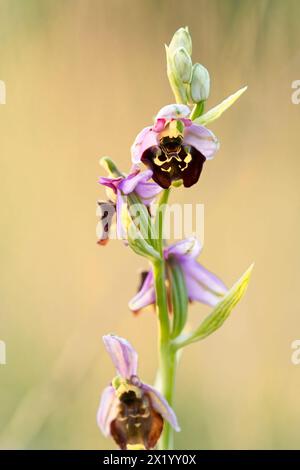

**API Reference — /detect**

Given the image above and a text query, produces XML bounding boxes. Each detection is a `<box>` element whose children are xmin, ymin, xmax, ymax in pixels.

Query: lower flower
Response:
<box><xmin>97</xmin><ymin>335</ymin><xmax>179</xmax><ymax>449</ymax></box>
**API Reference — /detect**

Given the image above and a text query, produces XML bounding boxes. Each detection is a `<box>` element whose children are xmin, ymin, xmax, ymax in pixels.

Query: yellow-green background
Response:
<box><xmin>1</xmin><ymin>0</ymin><xmax>300</xmax><ymax>449</ymax></box>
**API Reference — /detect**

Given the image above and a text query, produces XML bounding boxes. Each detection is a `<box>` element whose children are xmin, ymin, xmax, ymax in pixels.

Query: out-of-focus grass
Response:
<box><xmin>1</xmin><ymin>0</ymin><xmax>300</xmax><ymax>449</ymax></box>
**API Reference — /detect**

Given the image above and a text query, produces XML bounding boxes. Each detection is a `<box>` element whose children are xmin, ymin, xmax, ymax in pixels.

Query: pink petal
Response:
<box><xmin>181</xmin><ymin>118</ymin><xmax>193</xmax><ymax>127</ymax></box>
<box><xmin>184</xmin><ymin>274</ymin><xmax>222</xmax><ymax>307</ymax></box>
<box><xmin>118</xmin><ymin>169</ymin><xmax>153</xmax><ymax>194</ymax></box>
<box><xmin>155</xmin><ymin>104</ymin><xmax>191</xmax><ymax>120</ymax></box>
<box><xmin>97</xmin><ymin>385</ymin><xmax>118</xmax><ymax>436</ymax></box>
<box><xmin>153</xmin><ymin>118</ymin><xmax>166</xmax><ymax>132</ymax></box>
<box><xmin>141</xmin><ymin>383</ymin><xmax>180</xmax><ymax>432</ymax></box>
<box><xmin>165</xmin><ymin>237</ymin><xmax>202</xmax><ymax>260</ymax></box>
<box><xmin>98</xmin><ymin>176</ymin><xmax>123</xmax><ymax>193</ymax></box>
<box><xmin>184</xmin><ymin>124</ymin><xmax>219</xmax><ymax>160</ymax></box>
<box><xmin>103</xmin><ymin>335</ymin><xmax>138</xmax><ymax>379</ymax></box>
<box><xmin>128</xmin><ymin>270</ymin><xmax>156</xmax><ymax>312</ymax></box>
<box><xmin>135</xmin><ymin>181</ymin><xmax>162</xmax><ymax>205</ymax></box>
<box><xmin>131</xmin><ymin>126</ymin><xmax>159</xmax><ymax>164</ymax></box>
<box><xmin>182</xmin><ymin>259</ymin><xmax>228</xmax><ymax>296</ymax></box>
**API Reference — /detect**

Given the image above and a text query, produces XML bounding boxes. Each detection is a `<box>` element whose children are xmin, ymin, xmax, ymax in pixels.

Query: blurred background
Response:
<box><xmin>1</xmin><ymin>0</ymin><xmax>300</xmax><ymax>449</ymax></box>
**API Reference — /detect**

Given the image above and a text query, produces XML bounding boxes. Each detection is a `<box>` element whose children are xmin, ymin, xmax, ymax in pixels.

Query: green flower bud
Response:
<box><xmin>165</xmin><ymin>27</ymin><xmax>193</xmax><ymax>104</ymax></box>
<box><xmin>190</xmin><ymin>63</ymin><xmax>210</xmax><ymax>103</ymax></box>
<box><xmin>173</xmin><ymin>47</ymin><xmax>192</xmax><ymax>84</ymax></box>
<box><xmin>169</xmin><ymin>27</ymin><xmax>192</xmax><ymax>56</ymax></box>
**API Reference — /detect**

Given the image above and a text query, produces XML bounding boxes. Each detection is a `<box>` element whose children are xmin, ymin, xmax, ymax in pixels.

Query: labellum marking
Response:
<box><xmin>141</xmin><ymin>133</ymin><xmax>206</xmax><ymax>188</ymax></box>
<box><xmin>153</xmin><ymin>136</ymin><xmax>194</xmax><ymax>175</ymax></box>
<box><xmin>110</xmin><ymin>389</ymin><xmax>163</xmax><ymax>450</ymax></box>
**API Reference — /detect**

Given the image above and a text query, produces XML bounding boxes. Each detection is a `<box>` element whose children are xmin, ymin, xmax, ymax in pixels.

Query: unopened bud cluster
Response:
<box><xmin>166</xmin><ymin>27</ymin><xmax>210</xmax><ymax>105</ymax></box>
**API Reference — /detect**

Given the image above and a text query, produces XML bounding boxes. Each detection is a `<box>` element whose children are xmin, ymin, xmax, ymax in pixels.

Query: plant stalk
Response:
<box><xmin>152</xmin><ymin>188</ymin><xmax>177</xmax><ymax>450</ymax></box>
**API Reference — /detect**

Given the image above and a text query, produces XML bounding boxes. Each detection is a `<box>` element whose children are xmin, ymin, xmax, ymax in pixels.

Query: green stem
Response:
<box><xmin>155</xmin><ymin>188</ymin><xmax>170</xmax><ymax>253</ymax></box>
<box><xmin>153</xmin><ymin>259</ymin><xmax>169</xmax><ymax>343</ymax></box>
<box><xmin>153</xmin><ymin>258</ymin><xmax>177</xmax><ymax>450</ymax></box>
<box><xmin>152</xmin><ymin>188</ymin><xmax>177</xmax><ymax>450</ymax></box>
<box><xmin>190</xmin><ymin>100</ymin><xmax>205</xmax><ymax>120</ymax></box>
<box><xmin>158</xmin><ymin>344</ymin><xmax>177</xmax><ymax>450</ymax></box>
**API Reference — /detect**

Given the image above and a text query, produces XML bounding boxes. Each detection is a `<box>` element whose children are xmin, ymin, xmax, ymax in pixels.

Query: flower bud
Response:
<box><xmin>173</xmin><ymin>47</ymin><xmax>192</xmax><ymax>84</ymax></box>
<box><xmin>168</xmin><ymin>27</ymin><xmax>192</xmax><ymax>56</ymax></box>
<box><xmin>190</xmin><ymin>63</ymin><xmax>210</xmax><ymax>103</ymax></box>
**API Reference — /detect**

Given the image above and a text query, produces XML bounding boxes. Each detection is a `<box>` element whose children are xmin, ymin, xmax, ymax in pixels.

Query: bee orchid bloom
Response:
<box><xmin>98</xmin><ymin>167</ymin><xmax>162</xmax><ymax>242</ymax></box>
<box><xmin>129</xmin><ymin>237</ymin><xmax>227</xmax><ymax>313</ymax></box>
<box><xmin>131</xmin><ymin>104</ymin><xmax>219</xmax><ymax>188</ymax></box>
<box><xmin>97</xmin><ymin>335</ymin><xmax>180</xmax><ymax>450</ymax></box>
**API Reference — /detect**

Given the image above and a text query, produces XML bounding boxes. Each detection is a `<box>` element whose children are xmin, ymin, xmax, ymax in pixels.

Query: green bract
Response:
<box><xmin>169</xmin><ymin>260</ymin><xmax>188</xmax><ymax>338</ymax></box>
<box><xmin>100</xmin><ymin>156</ymin><xmax>123</xmax><ymax>177</ymax></box>
<box><xmin>173</xmin><ymin>264</ymin><xmax>254</xmax><ymax>349</ymax></box>
<box><xmin>194</xmin><ymin>86</ymin><xmax>248</xmax><ymax>125</ymax></box>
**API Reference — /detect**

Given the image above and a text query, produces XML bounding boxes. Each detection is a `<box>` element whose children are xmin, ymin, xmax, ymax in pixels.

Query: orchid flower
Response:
<box><xmin>98</xmin><ymin>167</ymin><xmax>162</xmax><ymax>243</ymax></box>
<box><xmin>131</xmin><ymin>104</ymin><xmax>219</xmax><ymax>189</ymax></box>
<box><xmin>129</xmin><ymin>237</ymin><xmax>227</xmax><ymax>313</ymax></box>
<box><xmin>97</xmin><ymin>335</ymin><xmax>180</xmax><ymax>450</ymax></box>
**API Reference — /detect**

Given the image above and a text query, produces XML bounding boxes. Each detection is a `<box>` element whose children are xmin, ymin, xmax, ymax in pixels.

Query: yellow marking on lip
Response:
<box><xmin>116</xmin><ymin>382</ymin><xmax>142</xmax><ymax>400</ymax></box>
<box><xmin>153</xmin><ymin>154</ymin><xmax>166</xmax><ymax>167</ymax></box>
<box><xmin>180</xmin><ymin>153</ymin><xmax>192</xmax><ymax>171</ymax></box>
